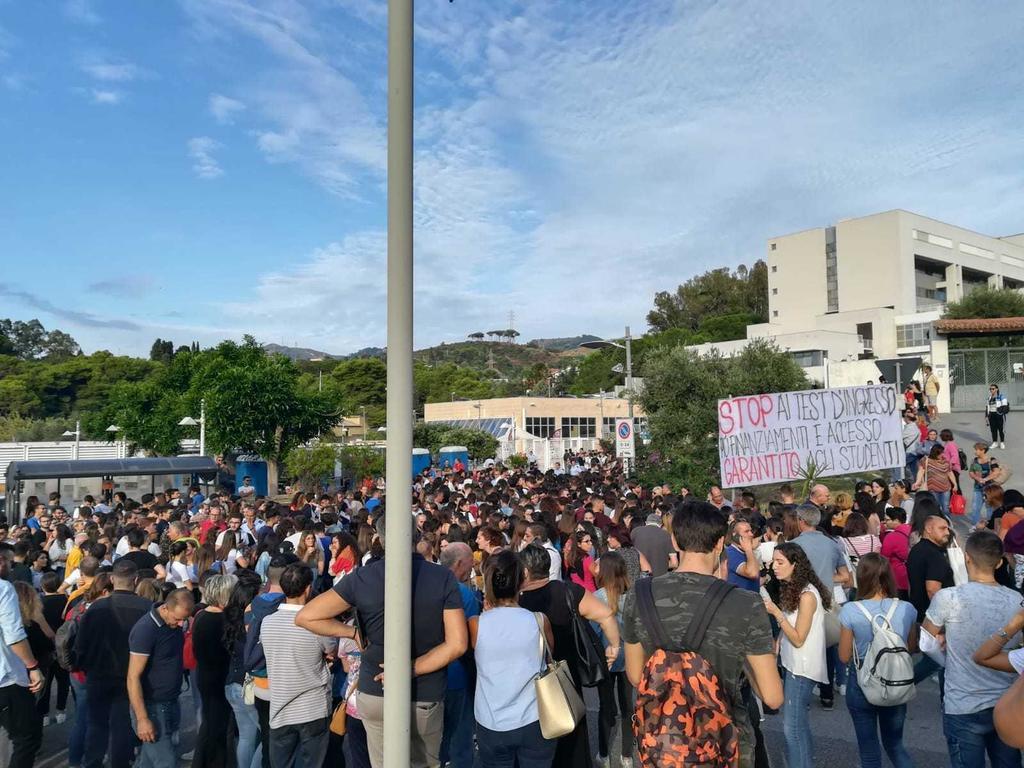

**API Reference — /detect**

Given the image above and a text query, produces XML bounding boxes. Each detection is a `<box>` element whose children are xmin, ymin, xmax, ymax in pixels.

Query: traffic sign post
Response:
<box><xmin>615</xmin><ymin>418</ymin><xmax>635</xmax><ymax>475</ymax></box>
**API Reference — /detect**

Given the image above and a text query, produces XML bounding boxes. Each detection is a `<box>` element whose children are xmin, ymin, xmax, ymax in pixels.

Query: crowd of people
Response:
<box><xmin>0</xmin><ymin>447</ymin><xmax>1022</xmax><ymax>768</ymax></box>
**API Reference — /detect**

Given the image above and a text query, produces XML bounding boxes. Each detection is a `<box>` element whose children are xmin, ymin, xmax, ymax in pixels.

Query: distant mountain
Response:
<box><xmin>263</xmin><ymin>343</ymin><xmax>340</xmax><ymax>361</ymax></box>
<box><xmin>348</xmin><ymin>347</ymin><xmax>385</xmax><ymax>359</ymax></box>
<box><xmin>527</xmin><ymin>335</ymin><xmax>601</xmax><ymax>352</ymax></box>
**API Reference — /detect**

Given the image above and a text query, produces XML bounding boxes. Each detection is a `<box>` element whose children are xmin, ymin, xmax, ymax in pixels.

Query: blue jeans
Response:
<box><xmin>943</xmin><ymin>708</ymin><xmax>1021</xmax><ymax>768</ymax></box>
<box><xmin>845</xmin><ymin>669</ymin><xmax>912</xmax><ymax>768</ymax></box>
<box><xmin>69</xmin><ymin>676</ymin><xmax>89</xmax><ymax>766</ymax></box>
<box><xmin>476</xmin><ymin>720</ymin><xmax>556</xmax><ymax>768</ymax></box>
<box><xmin>971</xmin><ymin>484</ymin><xmax>991</xmax><ymax>526</ymax></box>
<box><xmin>905</xmin><ymin>455</ymin><xmax>919</xmax><ymax>483</ymax></box>
<box><xmin>131</xmin><ymin>700</ymin><xmax>180</xmax><ymax>768</ymax></box>
<box><xmin>440</xmin><ymin>687</ymin><xmax>475</xmax><ymax>768</ymax></box>
<box><xmin>225</xmin><ymin>683</ymin><xmax>262</xmax><ymax>768</ymax></box>
<box><xmin>934</xmin><ymin>490</ymin><xmax>950</xmax><ymax>515</ymax></box>
<box><xmin>783</xmin><ymin>670</ymin><xmax>816</xmax><ymax>768</ymax></box>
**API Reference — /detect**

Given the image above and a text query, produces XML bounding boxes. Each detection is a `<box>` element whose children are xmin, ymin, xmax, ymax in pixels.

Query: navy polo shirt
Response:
<box><xmin>128</xmin><ymin>606</ymin><xmax>185</xmax><ymax>702</ymax></box>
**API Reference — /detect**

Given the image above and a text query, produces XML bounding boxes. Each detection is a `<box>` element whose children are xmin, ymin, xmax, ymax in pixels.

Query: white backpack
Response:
<box><xmin>853</xmin><ymin>600</ymin><xmax>916</xmax><ymax>707</ymax></box>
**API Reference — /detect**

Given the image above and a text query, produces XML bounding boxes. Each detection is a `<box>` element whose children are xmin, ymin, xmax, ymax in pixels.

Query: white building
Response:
<box><xmin>688</xmin><ymin>210</ymin><xmax>1024</xmax><ymax>410</ymax></box>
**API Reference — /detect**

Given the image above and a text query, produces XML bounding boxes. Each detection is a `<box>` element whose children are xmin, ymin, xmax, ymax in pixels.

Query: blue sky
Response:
<box><xmin>2</xmin><ymin>0</ymin><xmax>1024</xmax><ymax>357</ymax></box>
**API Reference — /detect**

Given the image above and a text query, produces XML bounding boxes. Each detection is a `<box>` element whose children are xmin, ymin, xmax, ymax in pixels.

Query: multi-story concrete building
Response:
<box><xmin>688</xmin><ymin>210</ymin><xmax>1024</xmax><ymax>409</ymax></box>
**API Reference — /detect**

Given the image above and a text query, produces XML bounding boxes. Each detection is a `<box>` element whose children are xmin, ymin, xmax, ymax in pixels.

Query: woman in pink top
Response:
<box><xmin>940</xmin><ymin>428</ymin><xmax>962</xmax><ymax>490</ymax></box>
<box><xmin>568</xmin><ymin>523</ymin><xmax>601</xmax><ymax>592</ymax></box>
<box><xmin>879</xmin><ymin>507</ymin><xmax>911</xmax><ymax>598</ymax></box>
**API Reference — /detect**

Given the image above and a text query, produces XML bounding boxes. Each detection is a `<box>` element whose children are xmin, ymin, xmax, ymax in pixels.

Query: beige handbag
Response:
<box><xmin>532</xmin><ymin>613</ymin><xmax>585</xmax><ymax>739</ymax></box>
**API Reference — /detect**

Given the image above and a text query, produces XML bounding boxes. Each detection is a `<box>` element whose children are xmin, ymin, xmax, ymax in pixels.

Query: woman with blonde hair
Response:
<box><xmin>831</xmin><ymin>492</ymin><xmax>854</xmax><ymax>532</ymax></box>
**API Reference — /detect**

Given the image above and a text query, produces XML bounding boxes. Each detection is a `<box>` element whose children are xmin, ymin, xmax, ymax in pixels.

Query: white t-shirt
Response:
<box><xmin>115</xmin><ymin>536</ymin><xmax>131</xmax><ymax>559</ymax></box>
<box><xmin>167</xmin><ymin>561</ymin><xmax>191</xmax><ymax>587</ymax></box>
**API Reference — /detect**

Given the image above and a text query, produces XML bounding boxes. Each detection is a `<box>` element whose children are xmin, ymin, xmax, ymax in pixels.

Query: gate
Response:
<box><xmin>948</xmin><ymin>347</ymin><xmax>1024</xmax><ymax>411</ymax></box>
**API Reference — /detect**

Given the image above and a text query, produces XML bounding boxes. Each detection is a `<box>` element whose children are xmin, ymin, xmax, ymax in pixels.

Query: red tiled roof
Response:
<box><xmin>936</xmin><ymin>317</ymin><xmax>1024</xmax><ymax>334</ymax></box>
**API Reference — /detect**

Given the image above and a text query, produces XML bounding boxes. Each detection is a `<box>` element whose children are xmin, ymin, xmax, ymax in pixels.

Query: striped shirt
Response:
<box><xmin>260</xmin><ymin>603</ymin><xmax>336</xmax><ymax>729</ymax></box>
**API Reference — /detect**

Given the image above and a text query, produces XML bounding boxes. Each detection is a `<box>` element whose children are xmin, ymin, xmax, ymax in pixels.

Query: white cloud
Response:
<box><xmin>64</xmin><ymin>0</ymin><xmax>101</xmax><ymax>25</ymax></box>
<box><xmin>186</xmin><ymin>0</ymin><xmax>1024</xmax><ymax>352</ymax></box>
<box><xmin>80</xmin><ymin>58</ymin><xmax>144</xmax><ymax>82</ymax></box>
<box><xmin>90</xmin><ymin>88</ymin><xmax>122</xmax><ymax>105</ymax></box>
<box><xmin>188</xmin><ymin>136</ymin><xmax>224</xmax><ymax>179</ymax></box>
<box><xmin>209</xmin><ymin>93</ymin><xmax>245</xmax><ymax>124</ymax></box>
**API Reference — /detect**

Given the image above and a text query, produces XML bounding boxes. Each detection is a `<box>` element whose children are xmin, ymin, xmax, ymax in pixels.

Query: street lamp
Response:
<box><xmin>62</xmin><ymin>421</ymin><xmax>81</xmax><ymax>461</ymax></box>
<box><xmin>579</xmin><ymin>325</ymin><xmax>634</xmax><ymax>421</ymax></box>
<box><xmin>178</xmin><ymin>398</ymin><xmax>206</xmax><ymax>456</ymax></box>
<box><xmin>106</xmin><ymin>424</ymin><xmax>122</xmax><ymax>456</ymax></box>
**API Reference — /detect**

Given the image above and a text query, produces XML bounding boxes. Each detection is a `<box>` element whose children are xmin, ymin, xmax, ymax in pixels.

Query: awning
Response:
<box><xmin>5</xmin><ymin>456</ymin><xmax>218</xmax><ymax>483</ymax></box>
<box><xmin>935</xmin><ymin>317</ymin><xmax>1024</xmax><ymax>335</ymax></box>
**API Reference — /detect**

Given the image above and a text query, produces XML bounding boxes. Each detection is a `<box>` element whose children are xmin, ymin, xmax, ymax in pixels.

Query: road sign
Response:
<box><xmin>615</xmin><ymin>418</ymin><xmax>635</xmax><ymax>459</ymax></box>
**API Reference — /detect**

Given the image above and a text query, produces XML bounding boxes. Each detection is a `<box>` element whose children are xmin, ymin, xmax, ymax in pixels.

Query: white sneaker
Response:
<box><xmin>1001</xmin><ymin>442</ymin><xmax>1006</xmax><ymax>449</ymax></box>
<box><xmin>838</xmin><ymin>684</ymin><xmax>847</xmax><ymax>696</ymax></box>
<box><xmin>55</xmin><ymin>712</ymin><xmax>67</xmax><ymax>724</ymax></box>
<box><xmin>179</xmin><ymin>750</ymin><xmax>194</xmax><ymax>762</ymax></box>
<box><xmin>621</xmin><ymin>758</ymin><xmax>634</xmax><ymax>768</ymax></box>
<box><xmin>991</xmin><ymin>442</ymin><xmax>999</xmax><ymax>450</ymax></box>
<box><xmin>42</xmin><ymin>716</ymin><xmax>52</xmax><ymax>727</ymax></box>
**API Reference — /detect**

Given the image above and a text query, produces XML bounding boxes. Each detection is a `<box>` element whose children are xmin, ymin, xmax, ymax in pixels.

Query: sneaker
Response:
<box><xmin>991</xmin><ymin>442</ymin><xmax>1000</xmax><ymax>450</ymax></box>
<box><xmin>42</xmin><ymin>716</ymin><xmax>52</xmax><ymax>727</ymax></box>
<box><xmin>821</xmin><ymin>698</ymin><xmax>835</xmax><ymax>710</ymax></box>
<box><xmin>179</xmin><ymin>751</ymin><xmax>194</xmax><ymax>762</ymax></box>
<box><xmin>837</xmin><ymin>684</ymin><xmax>847</xmax><ymax>696</ymax></box>
<box><xmin>621</xmin><ymin>758</ymin><xmax>634</xmax><ymax>768</ymax></box>
<box><xmin>55</xmin><ymin>712</ymin><xmax>67</xmax><ymax>725</ymax></box>
<box><xmin>1001</xmin><ymin>442</ymin><xmax>1006</xmax><ymax>449</ymax></box>
<box><xmin>596</xmin><ymin>757</ymin><xmax>609</xmax><ymax>768</ymax></box>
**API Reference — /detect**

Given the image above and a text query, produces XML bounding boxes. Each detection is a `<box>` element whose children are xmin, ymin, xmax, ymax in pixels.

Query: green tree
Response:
<box><xmin>944</xmin><ymin>287</ymin><xmax>1024</xmax><ymax>319</ymax></box>
<box><xmin>149</xmin><ymin>338</ymin><xmax>175</xmax><ymax>364</ymax></box>
<box><xmin>338</xmin><ymin>444</ymin><xmax>385</xmax><ymax>483</ymax></box>
<box><xmin>330</xmin><ymin>357</ymin><xmax>387</xmax><ymax>417</ymax></box>
<box><xmin>639</xmin><ymin>338</ymin><xmax>807</xmax><ymax>494</ymax></box>
<box><xmin>284</xmin><ymin>443</ymin><xmax>338</xmax><ymax>492</ymax></box>
<box><xmin>647</xmin><ymin>261</ymin><xmax>769</xmax><ymax>332</ymax></box>
<box><xmin>106</xmin><ymin>338</ymin><xmax>337</xmax><ymax>464</ymax></box>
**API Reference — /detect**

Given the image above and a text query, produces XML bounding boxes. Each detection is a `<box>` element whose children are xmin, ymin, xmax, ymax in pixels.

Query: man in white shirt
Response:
<box><xmin>0</xmin><ymin>552</ymin><xmax>45</xmax><ymax>768</ymax></box>
<box><xmin>522</xmin><ymin>524</ymin><xmax>561</xmax><ymax>581</ymax></box>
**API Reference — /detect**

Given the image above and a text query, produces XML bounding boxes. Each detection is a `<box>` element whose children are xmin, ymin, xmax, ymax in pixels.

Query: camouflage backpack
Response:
<box><xmin>633</xmin><ymin>578</ymin><xmax>739</xmax><ymax>768</ymax></box>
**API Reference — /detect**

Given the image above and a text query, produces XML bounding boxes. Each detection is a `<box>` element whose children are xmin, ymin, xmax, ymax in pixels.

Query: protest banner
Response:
<box><xmin>717</xmin><ymin>384</ymin><xmax>903</xmax><ymax>488</ymax></box>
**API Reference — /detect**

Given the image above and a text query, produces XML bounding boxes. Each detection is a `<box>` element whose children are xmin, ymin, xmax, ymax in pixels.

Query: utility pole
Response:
<box><xmin>383</xmin><ymin>0</ymin><xmax>413</xmax><ymax>765</ymax></box>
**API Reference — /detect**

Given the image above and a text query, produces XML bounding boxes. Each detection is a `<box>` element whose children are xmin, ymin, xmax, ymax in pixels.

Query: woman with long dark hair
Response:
<box><xmin>223</xmin><ymin>571</ymin><xmax>264</xmax><ymax>768</ymax></box>
<box><xmin>328</xmin><ymin>533</ymin><xmax>361</xmax><ymax>584</ymax></box>
<box><xmin>763</xmin><ymin>543</ymin><xmax>832</xmax><ymax>768</ymax></box>
<box><xmin>838</xmin><ymin>554</ymin><xmax>917</xmax><ymax>768</ymax></box>
<box><xmin>592</xmin><ymin>551</ymin><xmax>633</xmax><ymax>768</ymax></box>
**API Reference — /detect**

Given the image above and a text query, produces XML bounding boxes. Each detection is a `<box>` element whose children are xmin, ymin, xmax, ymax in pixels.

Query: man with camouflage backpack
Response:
<box><xmin>623</xmin><ymin>501</ymin><xmax>782</xmax><ymax>768</ymax></box>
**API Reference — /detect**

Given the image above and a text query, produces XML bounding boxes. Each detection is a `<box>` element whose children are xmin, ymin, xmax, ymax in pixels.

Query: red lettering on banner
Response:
<box><xmin>722</xmin><ymin>451</ymin><xmax>800</xmax><ymax>486</ymax></box>
<box><xmin>718</xmin><ymin>400</ymin><xmax>735</xmax><ymax>436</ymax></box>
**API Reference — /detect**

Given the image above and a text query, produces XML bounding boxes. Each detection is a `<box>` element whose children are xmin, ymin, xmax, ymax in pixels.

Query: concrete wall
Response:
<box><xmin>835</xmin><ymin>211</ymin><xmax>905</xmax><ymax>313</ymax></box>
<box><xmin>767</xmin><ymin>227</ymin><xmax>828</xmax><ymax>333</ymax></box>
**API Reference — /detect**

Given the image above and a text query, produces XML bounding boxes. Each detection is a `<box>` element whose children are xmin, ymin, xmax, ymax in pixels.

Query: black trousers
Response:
<box><xmin>596</xmin><ymin>671</ymin><xmax>634</xmax><ymax>760</ymax></box>
<box><xmin>989</xmin><ymin>413</ymin><xmax>1006</xmax><ymax>443</ymax></box>
<box><xmin>0</xmin><ymin>683</ymin><xmax>43</xmax><ymax>768</ymax></box>
<box><xmin>255</xmin><ymin>696</ymin><xmax>272</xmax><ymax>768</ymax></box>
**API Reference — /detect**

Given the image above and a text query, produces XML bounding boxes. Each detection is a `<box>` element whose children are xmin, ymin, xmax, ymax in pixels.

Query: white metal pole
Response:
<box><xmin>384</xmin><ymin>0</ymin><xmax>414</xmax><ymax>764</ymax></box>
<box><xmin>199</xmin><ymin>398</ymin><xmax>206</xmax><ymax>457</ymax></box>
<box><xmin>625</xmin><ymin>326</ymin><xmax>633</xmax><ymax>474</ymax></box>
<box><xmin>74</xmin><ymin>420</ymin><xmax>80</xmax><ymax>461</ymax></box>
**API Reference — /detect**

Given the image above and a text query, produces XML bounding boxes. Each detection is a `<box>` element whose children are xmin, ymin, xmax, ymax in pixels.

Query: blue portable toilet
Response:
<box><xmin>438</xmin><ymin>445</ymin><xmax>469</xmax><ymax>470</ymax></box>
<box><xmin>234</xmin><ymin>456</ymin><xmax>269</xmax><ymax>497</ymax></box>
<box><xmin>412</xmin><ymin>448</ymin><xmax>432</xmax><ymax>478</ymax></box>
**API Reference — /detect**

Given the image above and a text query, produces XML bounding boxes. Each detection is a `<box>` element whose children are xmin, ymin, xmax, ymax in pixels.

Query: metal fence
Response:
<box><xmin>949</xmin><ymin>347</ymin><xmax>1024</xmax><ymax>411</ymax></box>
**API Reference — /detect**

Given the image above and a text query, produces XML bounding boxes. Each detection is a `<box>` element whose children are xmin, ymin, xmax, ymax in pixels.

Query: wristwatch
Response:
<box><xmin>25</xmin><ymin>663</ymin><xmax>39</xmax><ymax>672</ymax></box>
<box><xmin>995</xmin><ymin>629</ymin><xmax>1010</xmax><ymax>641</ymax></box>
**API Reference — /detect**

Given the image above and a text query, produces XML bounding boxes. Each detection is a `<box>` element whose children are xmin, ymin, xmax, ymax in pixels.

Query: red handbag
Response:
<box><xmin>950</xmin><ymin>492</ymin><xmax>966</xmax><ymax>516</ymax></box>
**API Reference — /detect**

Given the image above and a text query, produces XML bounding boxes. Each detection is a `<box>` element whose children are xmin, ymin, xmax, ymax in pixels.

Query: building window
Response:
<box><xmin>771</xmin><ymin>265</ymin><xmax>778</xmax><ymax>273</ymax></box>
<box><xmin>773</xmin><ymin>310</ymin><xmax>779</xmax><ymax>317</ymax></box>
<box><xmin>825</xmin><ymin>226</ymin><xmax>838</xmax><ymax>313</ymax></box>
<box><xmin>525</xmin><ymin>416</ymin><xmax>555</xmax><ymax>438</ymax></box>
<box><xmin>602</xmin><ymin>417</ymin><xmax>618</xmax><ymax>437</ymax></box>
<box><xmin>560</xmin><ymin>417</ymin><xmax>595</xmax><ymax>438</ymax></box>
<box><xmin>896</xmin><ymin>322</ymin><xmax>932</xmax><ymax>348</ymax></box>
<box><xmin>770</xmin><ymin>243</ymin><xmax>777</xmax><ymax>251</ymax></box>
<box><xmin>772</xmin><ymin>288</ymin><xmax>778</xmax><ymax>295</ymax></box>
<box><xmin>790</xmin><ymin>350</ymin><xmax>824</xmax><ymax>367</ymax></box>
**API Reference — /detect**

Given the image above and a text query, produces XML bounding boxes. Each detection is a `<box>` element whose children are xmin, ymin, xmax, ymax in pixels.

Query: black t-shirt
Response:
<box><xmin>334</xmin><ymin>554</ymin><xmax>462</xmax><ymax>702</ymax></box>
<box><xmin>128</xmin><ymin>607</ymin><xmax>185</xmax><ymax>702</ymax></box>
<box><xmin>42</xmin><ymin>594</ymin><xmax>67</xmax><ymax>633</ymax></box>
<box><xmin>518</xmin><ymin>580</ymin><xmax>585</xmax><ymax>674</ymax></box>
<box><xmin>906</xmin><ymin>539</ymin><xmax>954</xmax><ymax>621</ymax></box>
<box><xmin>192</xmin><ymin>611</ymin><xmax>230</xmax><ymax>695</ymax></box>
<box><xmin>621</xmin><ymin>572</ymin><xmax>774</xmax><ymax>768</ymax></box>
<box><xmin>120</xmin><ymin>550</ymin><xmax>159</xmax><ymax>571</ymax></box>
